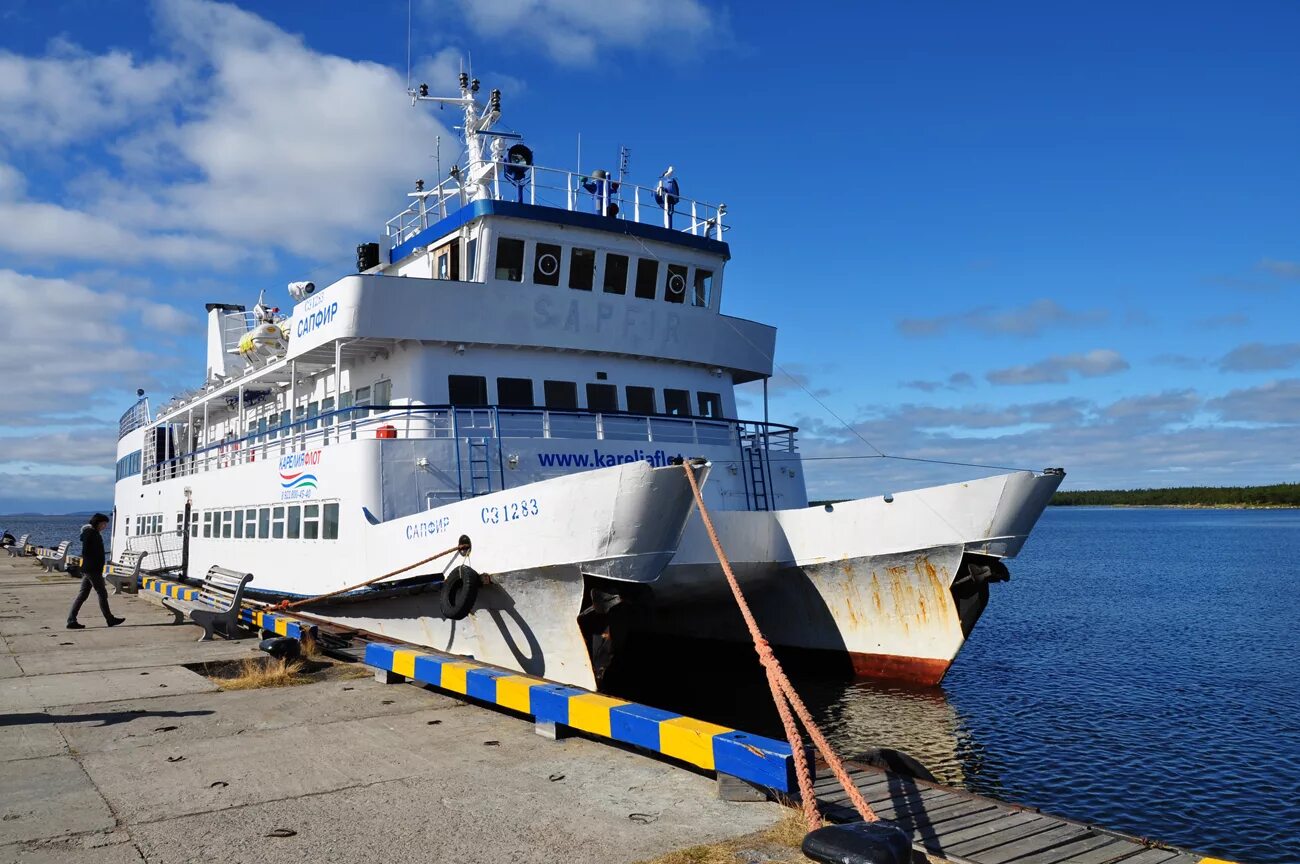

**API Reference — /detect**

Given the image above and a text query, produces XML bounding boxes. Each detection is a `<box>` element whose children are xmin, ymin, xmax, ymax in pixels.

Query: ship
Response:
<box><xmin>112</xmin><ymin>73</ymin><xmax>1064</xmax><ymax>691</ymax></box>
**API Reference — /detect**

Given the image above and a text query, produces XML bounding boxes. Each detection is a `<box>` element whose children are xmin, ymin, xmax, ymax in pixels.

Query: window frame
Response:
<box><xmin>495</xmin><ymin>237</ymin><xmax>525</xmax><ymax>281</ymax></box>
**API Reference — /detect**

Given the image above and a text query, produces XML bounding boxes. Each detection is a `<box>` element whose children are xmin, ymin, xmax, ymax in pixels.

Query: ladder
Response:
<box><xmin>746</xmin><ymin>446</ymin><xmax>770</xmax><ymax>512</ymax></box>
<box><xmin>467</xmin><ymin>437</ymin><xmax>493</xmax><ymax>496</ymax></box>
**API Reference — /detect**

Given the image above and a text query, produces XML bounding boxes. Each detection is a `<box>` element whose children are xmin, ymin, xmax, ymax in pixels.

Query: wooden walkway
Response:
<box><xmin>814</xmin><ymin>764</ymin><xmax>1229</xmax><ymax>864</ymax></box>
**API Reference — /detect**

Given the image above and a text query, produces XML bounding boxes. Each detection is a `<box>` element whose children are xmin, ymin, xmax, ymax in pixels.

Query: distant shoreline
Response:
<box><xmin>1051</xmin><ymin>503</ymin><xmax>1300</xmax><ymax>510</ymax></box>
<box><xmin>1051</xmin><ymin>483</ymin><xmax>1300</xmax><ymax>509</ymax></box>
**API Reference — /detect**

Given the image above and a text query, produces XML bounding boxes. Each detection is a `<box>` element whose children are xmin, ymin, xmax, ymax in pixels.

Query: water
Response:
<box><xmin>0</xmin><ymin>515</ymin><xmax>104</xmax><ymax>553</ymax></box>
<box><xmin>621</xmin><ymin>508</ymin><xmax>1300</xmax><ymax>864</ymax></box>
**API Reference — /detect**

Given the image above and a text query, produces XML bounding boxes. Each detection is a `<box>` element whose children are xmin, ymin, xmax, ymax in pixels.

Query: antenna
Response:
<box><xmin>576</xmin><ymin>132</ymin><xmax>582</xmax><ymax>175</ymax></box>
<box><xmin>618</xmin><ymin>145</ymin><xmax>631</xmax><ymax>184</ymax></box>
<box><xmin>405</xmin><ymin>0</ymin><xmax>412</xmax><ymax>91</ymax></box>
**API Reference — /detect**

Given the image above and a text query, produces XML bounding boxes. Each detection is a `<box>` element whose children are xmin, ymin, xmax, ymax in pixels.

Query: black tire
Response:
<box><xmin>440</xmin><ymin>565</ymin><xmax>481</xmax><ymax>620</ymax></box>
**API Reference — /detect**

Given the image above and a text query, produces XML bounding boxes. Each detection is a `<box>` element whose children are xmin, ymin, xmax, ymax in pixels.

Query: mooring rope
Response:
<box><xmin>269</xmin><ymin>542</ymin><xmax>469</xmax><ymax>612</ymax></box>
<box><xmin>680</xmin><ymin>460</ymin><xmax>879</xmax><ymax>829</ymax></box>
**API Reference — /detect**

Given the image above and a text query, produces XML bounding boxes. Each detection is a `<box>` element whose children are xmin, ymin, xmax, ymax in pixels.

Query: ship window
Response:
<box><xmin>693</xmin><ymin>269</ymin><xmax>713</xmax><ymax>308</ymax></box>
<box><xmin>256</xmin><ymin>416</ymin><xmax>267</xmax><ymax>443</ymax></box>
<box><xmin>307</xmin><ymin>401</ymin><xmax>319</xmax><ymax>431</ymax></box>
<box><xmin>698</xmin><ymin>391</ymin><xmax>723</xmax><ymax>419</ymax></box>
<box><xmin>323</xmin><ymin>502</ymin><xmax>339</xmax><ymax>540</ymax></box>
<box><xmin>664</xmin><ymin>264</ymin><xmax>687</xmax><ymax>304</ymax></box>
<box><xmin>449</xmin><ymin>375</ymin><xmax>488</xmax><ymax>407</ymax></box>
<box><xmin>569</xmin><ymin>247</ymin><xmax>595</xmax><ymax>291</ymax></box>
<box><xmin>544</xmin><ymin>380</ymin><xmax>578</xmax><ymax>410</ymax></box>
<box><xmin>286</xmin><ymin>505</ymin><xmax>301</xmax><ymax>540</ymax></box>
<box><xmin>495</xmin><ymin>237</ymin><xmax>525</xmax><ymax>281</ymax></box>
<box><xmin>437</xmin><ymin>251</ymin><xmax>450</xmax><ymax>280</ymax></box>
<box><xmin>202</xmin><ymin>512</ymin><xmax>211</xmax><ymax>538</ymax></box>
<box><xmin>466</xmin><ymin>238</ymin><xmax>478</xmax><ymax>281</ymax></box>
<box><xmin>373</xmin><ymin>380</ymin><xmax>391</xmax><ymax>411</ymax></box>
<box><xmin>212</xmin><ymin>511</ymin><xmax>223</xmax><ymax>538</ymax></box>
<box><xmin>664</xmin><ymin>389</ymin><xmax>691</xmax><ymax>417</ymax></box>
<box><xmin>221</xmin><ymin>510</ymin><xmax>234</xmax><ymax>539</ymax></box>
<box><xmin>191</xmin><ymin>518</ymin><xmax>198</xmax><ymax>538</ymax></box>
<box><xmin>533</xmin><ymin>242</ymin><xmax>562</xmax><ymax>286</ymax></box>
<box><xmin>244</xmin><ymin>509</ymin><xmax>257</xmax><ymax>538</ymax></box>
<box><xmin>321</xmin><ymin>397</ymin><xmax>334</xmax><ymax>427</ymax></box>
<box><xmin>586</xmin><ymin>383</ymin><xmax>618</xmax><ymax>412</ymax></box>
<box><xmin>497</xmin><ymin>377</ymin><xmax>534</xmax><ymax>408</ymax></box>
<box><xmin>278</xmin><ymin>410</ymin><xmax>290</xmax><ymax>439</ymax></box>
<box><xmin>354</xmin><ymin>386</ymin><xmax>371</xmax><ymax>420</ymax></box>
<box><xmin>603</xmin><ymin>253</ymin><xmax>629</xmax><ymax>294</ymax></box>
<box><xmin>303</xmin><ymin>504</ymin><xmax>320</xmax><ymax>540</ymax></box>
<box><xmin>233</xmin><ymin>511</ymin><xmax>243</xmax><ymax>539</ymax></box>
<box><xmin>626</xmin><ymin>386</ymin><xmax>656</xmax><ymax>415</ymax></box>
<box><xmin>257</xmin><ymin>507</ymin><xmax>270</xmax><ymax>539</ymax></box>
<box><xmin>634</xmin><ymin>259</ymin><xmax>658</xmax><ymax>299</ymax></box>
<box><xmin>176</xmin><ymin>513</ymin><xmax>184</xmax><ymax>534</ymax></box>
<box><xmin>271</xmin><ymin>506</ymin><xmax>285</xmax><ymax>539</ymax></box>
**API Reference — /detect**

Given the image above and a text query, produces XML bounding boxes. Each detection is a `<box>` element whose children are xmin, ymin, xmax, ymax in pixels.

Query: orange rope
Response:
<box><xmin>681</xmin><ymin>460</ymin><xmax>878</xmax><ymax>830</ymax></box>
<box><xmin>269</xmin><ymin>542</ymin><xmax>468</xmax><ymax>612</ymax></box>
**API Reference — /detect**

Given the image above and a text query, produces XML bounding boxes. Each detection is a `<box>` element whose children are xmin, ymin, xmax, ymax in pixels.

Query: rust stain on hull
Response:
<box><xmin>848</xmin><ymin>651</ymin><xmax>951</xmax><ymax>686</ymax></box>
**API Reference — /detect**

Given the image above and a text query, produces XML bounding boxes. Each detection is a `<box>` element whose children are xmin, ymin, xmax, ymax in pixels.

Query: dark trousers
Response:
<box><xmin>68</xmin><ymin>567</ymin><xmax>113</xmax><ymax>624</ymax></box>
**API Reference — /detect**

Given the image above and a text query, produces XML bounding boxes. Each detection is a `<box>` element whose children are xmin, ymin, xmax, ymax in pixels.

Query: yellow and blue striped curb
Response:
<box><xmin>364</xmin><ymin>641</ymin><xmax>797</xmax><ymax>793</ymax></box>
<box><xmin>138</xmin><ymin>576</ymin><xmax>305</xmax><ymax>639</ymax></box>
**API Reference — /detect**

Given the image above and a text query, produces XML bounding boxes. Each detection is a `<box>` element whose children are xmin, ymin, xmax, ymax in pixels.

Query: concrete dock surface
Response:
<box><xmin>0</xmin><ymin>557</ymin><xmax>784</xmax><ymax>863</ymax></box>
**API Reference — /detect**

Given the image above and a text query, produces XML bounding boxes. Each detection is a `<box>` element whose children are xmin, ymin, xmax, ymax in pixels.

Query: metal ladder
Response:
<box><xmin>467</xmin><ymin>437</ymin><xmax>493</xmax><ymax>496</ymax></box>
<box><xmin>746</xmin><ymin>447</ymin><xmax>770</xmax><ymax>511</ymax></box>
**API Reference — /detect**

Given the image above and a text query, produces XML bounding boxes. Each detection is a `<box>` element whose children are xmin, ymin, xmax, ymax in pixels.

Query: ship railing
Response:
<box><xmin>143</xmin><ymin>405</ymin><xmax>796</xmax><ymax>483</ymax></box>
<box><xmin>118</xmin><ymin>395</ymin><xmax>151</xmax><ymax>440</ymax></box>
<box><xmin>385</xmin><ymin>162</ymin><xmax>727</xmax><ymax>250</ymax></box>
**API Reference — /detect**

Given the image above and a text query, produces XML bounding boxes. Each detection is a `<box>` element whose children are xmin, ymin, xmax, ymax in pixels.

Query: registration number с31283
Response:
<box><xmin>481</xmin><ymin>498</ymin><xmax>540</xmax><ymax>524</ymax></box>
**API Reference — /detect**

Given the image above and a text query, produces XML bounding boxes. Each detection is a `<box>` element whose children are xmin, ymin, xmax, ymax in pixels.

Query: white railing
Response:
<box><xmin>385</xmin><ymin>163</ymin><xmax>728</xmax><ymax>251</ymax></box>
<box><xmin>142</xmin><ymin>405</ymin><xmax>796</xmax><ymax>484</ymax></box>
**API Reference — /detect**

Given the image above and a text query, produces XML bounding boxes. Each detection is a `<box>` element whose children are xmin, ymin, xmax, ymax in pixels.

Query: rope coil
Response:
<box><xmin>681</xmin><ymin>460</ymin><xmax>879</xmax><ymax>830</ymax></box>
<box><xmin>269</xmin><ymin>542</ymin><xmax>469</xmax><ymax>612</ymax></box>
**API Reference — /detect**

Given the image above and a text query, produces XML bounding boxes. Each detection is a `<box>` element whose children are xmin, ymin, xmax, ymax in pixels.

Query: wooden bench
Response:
<box><xmin>105</xmin><ymin>550</ymin><xmax>148</xmax><ymax>595</ymax></box>
<box><xmin>4</xmin><ymin>534</ymin><xmax>30</xmax><ymax>557</ymax></box>
<box><xmin>161</xmin><ymin>566</ymin><xmax>254</xmax><ymax>641</ymax></box>
<box><xmin>37</xmin><ymin>540</ymin><xmax>71</xmax><ymax>573</ymax></box>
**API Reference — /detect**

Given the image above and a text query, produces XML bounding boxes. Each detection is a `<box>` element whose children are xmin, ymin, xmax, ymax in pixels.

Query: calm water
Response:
<box><xmin>622</xmin><ymin>508</ymin><xmax>1300</xmax><ymax>864</ymax></box>
<box><xmin>0</xmin><ymin>515</ymin><xmax>104</xmax><ymax>553</ymax></box>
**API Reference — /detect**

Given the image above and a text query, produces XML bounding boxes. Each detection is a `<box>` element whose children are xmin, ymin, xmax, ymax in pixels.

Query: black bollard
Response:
<box><xmin>801</xmin><ymin>820</ymin><xmax>912</xmax><ymax>864</ymax></box>
<box><xmin>259</xmin><ymin>636</ymin><xmax>301</xmax><ymax>661</ymax></box>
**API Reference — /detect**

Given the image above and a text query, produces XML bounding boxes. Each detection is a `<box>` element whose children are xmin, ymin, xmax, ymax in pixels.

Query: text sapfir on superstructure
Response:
<box><xmin>113</xmin><ymin>74</ymin><xmax>1064</xmax><ymax>690</ymax></box>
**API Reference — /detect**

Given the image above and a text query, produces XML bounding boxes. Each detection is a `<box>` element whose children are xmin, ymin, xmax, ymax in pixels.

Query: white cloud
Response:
<box><xmin>448</xmin><ymin>0</ymin><xmax>718</xmax><ymax>66</ymax></box>
<box><xmin>897</xmin><ymin>299</ymin><xmax>1110</xmax><ymax>338</ymax></box>
<box><xmin>986</xmin><ymin>349</ymin><xmax>1130</xmax><ymax>386</ymax></box>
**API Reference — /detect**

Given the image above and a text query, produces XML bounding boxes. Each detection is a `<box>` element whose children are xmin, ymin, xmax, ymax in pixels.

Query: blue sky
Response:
<box><xmin>1</xmin><ymin>0</ymin><xmax>1297</xmax><ymax>512</ymax></box>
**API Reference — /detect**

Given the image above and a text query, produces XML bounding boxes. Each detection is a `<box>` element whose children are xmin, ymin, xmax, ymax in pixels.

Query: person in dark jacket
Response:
<box><xmin>66</xmin><ymin>514</ymin><xmax>124</xmax><ymax>629</ymax></box>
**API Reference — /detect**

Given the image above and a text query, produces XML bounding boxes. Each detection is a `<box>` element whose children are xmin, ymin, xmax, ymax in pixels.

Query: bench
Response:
<box><xmin>4</xmin><ymin>534</ymin><xmax>30</xmax><ymax>557</ymax></box>
<box><xmin>105</xmin><ymin>550</ymin><xmax>148</xmax><ymax>595</ymax></box>
<box><xmin>161</xmin><ymin>566</ymin><xmax>254</xmax><ymax>641</ymax></box>
<box><xmin>37</xmin><ymin>540</ymin><xmax>71</xmax><ymax>573</ymax></box>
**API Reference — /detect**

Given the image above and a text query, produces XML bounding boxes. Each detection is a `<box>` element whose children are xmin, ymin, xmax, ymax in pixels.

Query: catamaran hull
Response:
<box><xmin>636</xmin><ymin>469</ymin><xmax>1063</xmax><ymax>686</ymax></box>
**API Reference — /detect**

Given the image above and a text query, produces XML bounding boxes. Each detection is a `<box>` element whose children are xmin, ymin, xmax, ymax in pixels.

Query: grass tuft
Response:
<box><xmin>216</xmin><ymin>657</ymin><xmax>311</xmax><ymax>691</ymax></box>
<box><xmin>634</xmin><ymin>807</ymin><xmax>813</xmax><ymax>864</ymax></box>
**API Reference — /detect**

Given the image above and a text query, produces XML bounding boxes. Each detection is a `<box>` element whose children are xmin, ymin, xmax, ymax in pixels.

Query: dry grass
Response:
<box><xmin>300</xmin><ymin>631</ymin><xmax>325</xmax><ymax>661</ymax></box>
<box><xmin>760</xmin><ymin>809</ymin><xmax>817</xmax><ymax>847</ymax></box>
<box><xmin>216</xmin><ymin>657</ymin><xmax>312</xmax><ymax>691</ymax></box>
<box><xmin>635</xmin><ymin>808</ymin><xmax>812</xmax><ymax>864</ymax></box>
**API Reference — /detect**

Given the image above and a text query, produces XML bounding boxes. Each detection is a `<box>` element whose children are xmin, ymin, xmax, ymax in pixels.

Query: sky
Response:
<box><xmin>0</xmin><ymin>0</ymin><xmax>1297</xmax><ymax>512</ymax></box>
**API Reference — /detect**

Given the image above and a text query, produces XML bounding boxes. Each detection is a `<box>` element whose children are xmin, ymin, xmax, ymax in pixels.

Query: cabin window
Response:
<box><xmin>497</xmin><ymin>377</ymin><xmax>534</xmax><ymax>408</ymax></box>
<box><xmin>634</xmin><ymin>259</ymin><xmax>658</xmax><ymax>299</ymax></box>
<box><xmin>693</xmin><ymin>269</ymin><xmax>713</xmax><ymax>308</ymax></box>
<box><xmin>321</xmin><ymin>397</ymin><xmax>335</xmax><ymax>427</ymax></box>
<box><xmin>277</xmin><ymin>410</ymin><xmax>290</xmax><ymax>439</ymax></box>
<box><xmin>664</xmin><ymin>389</ymin><xmax>691</xmax><ymax>417</ymax></box>
<box><xmin>287</xmin><ymin>505</ymin><xmax>301</xmax><ymax>540</ymax></box>
<box><xmin>271</xmin><ymin>506</ymin><xmax>285</xmax><ymax>539</ymax></box>
<box><xmin>176</xmin><ymin>513</ymin><xmax>184</xmax><ymax>534</ymax></box>
<box><xmin>626</xmin><ymin>386</ymin><xmax>656</xmax><ymax>415</ymax></box>
<box><xmin>603</xmin><ymin>253</ymin><xmax>629</xmax><ymax>294</ymax></box>
<box><xmin>303</xmin><ymin>504</ymin><xmax>321</xmax><ymax>540</ymax></box>
<box><xmin>437</xmin><ymin>251</ymin><xmax>449</xmax><ymax>279</ymax></box>
<box><xmin>191</xmin><ymin>518</ymin><xmax>198</xmax><ymax>538</ymax></box>
<box><xmin>202</xmin><ymin>512</ymin><xmax>211</xmax><ymax>539</ymax></box>
<box><xmin>466</xmin><ymin>239</ymin><xmax>478</xmax><ymax>281</ymax></box>
<box><xmin>544</xmin><ymin>380</ymin><xmax>578</xmax><ymax>410</ymax></box>
<box><xmin>495</xmin><ymin>237</ymin><xmax>525</xmax><ymax>281</ymax></box>
<box><xmin>256</xmin><ymin>416</ymin><xmax>267</xmax><ymax>443</ymax></box>
<box><xmin>664</xmin><ymin>264</ymin><xmax>688</xmax><ymax>304</ymax></box>
<box><xmin>354</xmin><ymin>386</ymin><xmax>371</xmax><ymax>418</ymax></box>
<box><xmin>697</xmin><ymin>391</ymin><xmax>723</xmax><ymax>418</ymax></box>
<box><xmin>323</xmin><ymin>503</ymin><xmax>340</xmax><ymax>540</ymax></box>
<box><xmin>373</xmin><ymin>380</ymin><xmax>392</xmax><ymax>410</ymax></box>
<box><xmin>244</xmin><ymin>509</ymin><xmax>257</xmax><ymax>538</ymax></box>
<box><xmin>569</xmin><ymin>248</ymin><xmax>595</xmax><ymax>291</ymax></box>
<box><xmin>449</xmin><ymin>375</ymin><xmax>488</xmax><ymax>407</ymax></box>
<box><xmin>533</xmin><ymin>242</ymin><xmax>562</xmax><ymax>286</ymax></box>
<box><xmin>307</xmin><ymin>401</ymin><xmax>319</xmax><ymax>431</ymax></box>
<box><xmin>221</xmin><ymin>510</ymin><xmax>234</xmax><ymax>539</ymax></box>
<box><xmin>258</xmin><ymin>507</ymin><xmax>270</xmax><ymax>539</ymax></box>
<box><xmin>233</xmin><ymin>511</ymin><xmax>243</xmax><ymax>539</ymax></box>
<box><xmin>586</xmin><ymin>383</ymin><xmax>618</xmax><ymax>412</ymax></box>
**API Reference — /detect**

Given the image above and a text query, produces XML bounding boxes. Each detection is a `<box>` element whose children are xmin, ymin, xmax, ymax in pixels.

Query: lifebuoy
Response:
<box><xmin>537</xmin><ymin>253</ymin><xmax>559</xmax><ymax>277</ymax></box>
<box><xmin>667</xmin><ymin>273</ymin><xmax>686</xmax><ymax>295</ymax></box>
<box><xmin>440</xmin><ymin>565</ymin><xmax>481</xmax><ymax>620</ymax></box>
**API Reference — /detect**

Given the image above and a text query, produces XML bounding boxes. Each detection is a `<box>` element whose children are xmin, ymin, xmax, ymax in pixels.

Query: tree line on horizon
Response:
<box><xmin>1051</xmin><ymin>483</ymin><xmax>1300</xmax><ymax>507</ymax></box>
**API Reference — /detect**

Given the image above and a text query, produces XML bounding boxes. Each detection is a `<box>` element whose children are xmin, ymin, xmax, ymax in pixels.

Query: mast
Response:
<box><xmin>409</xmin><ymin>73</ymin><xmax>501</xmax><ymax>202</ymax></box>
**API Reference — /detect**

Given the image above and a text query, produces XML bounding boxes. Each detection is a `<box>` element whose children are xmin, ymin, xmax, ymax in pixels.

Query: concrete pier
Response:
<box><xmin>0</xmin><ymin>557</ymin><xmax>782</xmax><ymax>863</ymax></box>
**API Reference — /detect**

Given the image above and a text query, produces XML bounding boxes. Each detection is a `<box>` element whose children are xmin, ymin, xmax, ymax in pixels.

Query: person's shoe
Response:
<box><xmin>106</xmin><ymin>616</ymin><xmax>125</xmax><ymax>627</ymax></box>
<box><xmin>66</xmin><ymin>621</ymin><xmax>85</xmax><ymax>630</ymax></box>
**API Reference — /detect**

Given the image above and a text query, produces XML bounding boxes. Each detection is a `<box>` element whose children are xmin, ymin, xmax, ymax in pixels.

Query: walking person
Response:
<box><xmin>66</xmin><ymin>514</ymin><xmax>124</xmax><ymax>629</ymax></box>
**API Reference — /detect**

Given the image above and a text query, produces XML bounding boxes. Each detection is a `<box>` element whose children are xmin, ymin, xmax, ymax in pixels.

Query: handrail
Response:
<box><xmin>140</xmin><ymin>404</ymin><xmax>797</xmax><ymax>484</ymax></box>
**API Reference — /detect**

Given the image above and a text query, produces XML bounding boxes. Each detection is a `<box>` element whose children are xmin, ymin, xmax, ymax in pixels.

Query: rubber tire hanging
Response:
<box><xmin>440</xmin><ymin>565</ymin><xmax>481</xmax><ymax>620</ymax></box>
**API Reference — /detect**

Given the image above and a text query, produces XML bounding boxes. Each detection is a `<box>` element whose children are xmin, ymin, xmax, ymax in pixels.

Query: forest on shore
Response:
<box><xmin>1051</xmin><ymin>483</ymin><xmax>1300</xmax><ymax>507</ymax></box>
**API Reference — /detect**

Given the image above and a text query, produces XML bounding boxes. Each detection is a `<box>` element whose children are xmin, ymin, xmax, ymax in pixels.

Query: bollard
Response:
<box><xmin>801</xmin><ymin>820</ymin><xmax>912</xmax><ymax>864</ymax></box>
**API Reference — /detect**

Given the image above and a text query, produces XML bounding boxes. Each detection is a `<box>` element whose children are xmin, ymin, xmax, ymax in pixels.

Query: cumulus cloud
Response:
<box><xmin>897</xmin><ymin>299</ymin><xmax>1109</xmax><ymax>339</ymax></box>
<box><xmin>1207</xmin><ymin>378</ymin><xmax>1300</xmax><ymax>424</ymax></box>
<box><xmin>986</xmin><ymin>349</ymin><xmax>1129</xmax><ymax>386</ymax></box>
<box><xmin>901</xmin><ymin>372</ymin><xmax>976</xmax><ymax>393</ymax></box>
<box><xmin>1218</xmin><ymin>342</ymin><xmax>1300</xmax><ymax>373</ymax></box>
<box><xmin>448</xmin><ymin>0</ymin><xmax>720</xmax><ymax>66</ymax></box>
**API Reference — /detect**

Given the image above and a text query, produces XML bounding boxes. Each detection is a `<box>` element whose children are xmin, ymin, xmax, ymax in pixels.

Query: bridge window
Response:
<box><xmin>495</xmin><ymin>237</ymin><xmax>525</xmax><ymax>281</ymax></box>
<box><xmin>449</xmin><ymin>375</ymin><xmax>488</xmax><ymax>407</ymax></box>
<box><xmin>586</xmin><ymin>383</ymin><xmax>618</xmax><ymax>412</ymax></box>
<box><xmin>664</xmin><ymin>389</ymin><xmax>690</xmax><ymax>417</ymax></box>
<box><xmin>664</xmin><ymin>264</ymin><xmax>688</xmax><ymax>304</ymax></box>
<box><xmin>466</xmin><ymin>238</ymin><xmax>478</xmax><ymax>281</ymax></box>
<box><xmin>634</xmin><ymin>259</ymin><xmax>658</xmax><ymax>299</ymax></box>
<box><xmin>569</xmin><ymin>248</ymin><xmax>595</xmax><ymax>291</ymax></box>
<box><xmin>533</xmin><ymin>242</ymin><xmax>562</xmax><ymax>286</ymax></box>
<box><xmin>497</xmin><ymin>377</ymin><xmax>534</xmax><ymax>408</ymax></box>
<box><xmin>603</xmin><ymin>253</ymin><xmax>628</xmax><ymax>294</ymax></box>
<box><xmin>626</xmin><ymin>386</ymin><xmax>656</xmax><ymax>415</ymax></box>
<box><xmin>698</xmin><ymin>392</ymin><xmax>722</xmax><ymax>418</ymax></box>
<box><xmin>544</xmin><ymin>380</ymin><xmax>578</xmax><ymax>410</ymax></box>
<box><xmin>693</xmin><ymin>269</ymin><xmax>713</xmax><ymax>308</ymax></box>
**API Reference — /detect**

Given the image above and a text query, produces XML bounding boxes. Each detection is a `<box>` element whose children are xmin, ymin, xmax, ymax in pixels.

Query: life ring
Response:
<box><xmin>440</xmin><ymin>565</ymin><xmax>481</xmax><ymax>620</ymax></box>
<box><xmin>667</xmin><ymin>273</ymin><xmax>686</xmax><ymax>296</ymax></box>
<box><xmin>537</xmin><ymin>253</ymin><xmax>559</xmax><ymax>277</ymax></box>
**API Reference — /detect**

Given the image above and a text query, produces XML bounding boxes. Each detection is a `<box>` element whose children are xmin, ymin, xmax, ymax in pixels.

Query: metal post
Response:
<box><xmin>237</xmin><ymin>385</ymin><xmax>244</xmax><ymax>465</ymax></box>
<box><xmin>180</xmin><ymin>498</ymin><xmax>191</xmax><ymax>580</ymax></box>
<box><xmin>202</xmin><ymin>401</ymin><xmax>209</xmax><ymax>473</ymax></box>
<box><xmin>288</xmin><ymin>360</ymin><xmax>297</xmax><ymax>451</ymax></box>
